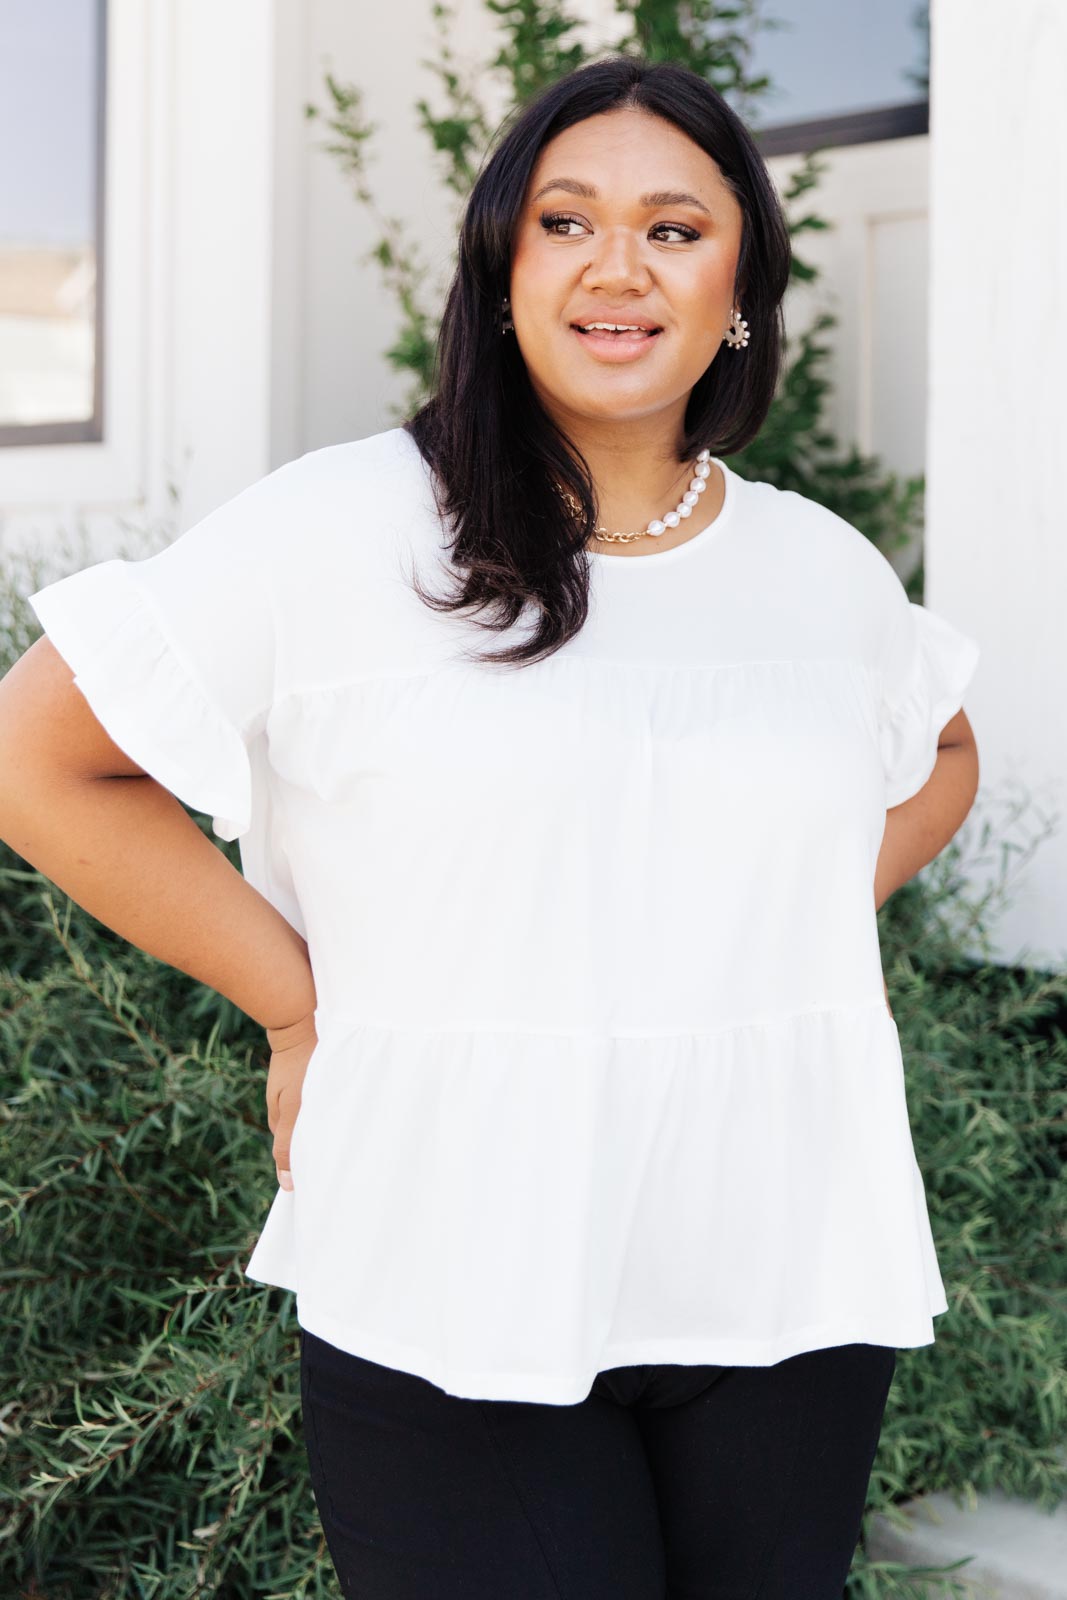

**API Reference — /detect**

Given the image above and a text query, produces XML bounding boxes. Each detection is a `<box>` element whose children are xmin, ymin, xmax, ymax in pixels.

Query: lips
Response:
<box><xmin>568</xmin><ymin>324</ymin><xmax>663</xmax><ymax>363</ymax></box>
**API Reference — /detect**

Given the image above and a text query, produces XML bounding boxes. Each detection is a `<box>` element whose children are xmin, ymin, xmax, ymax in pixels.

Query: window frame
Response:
<box><xmin>0</xmin><ymin>0</ymin><xmax>108</xmax><ymax>449</ymax></box>
<box><xmin>0</xmin><ymin>0</ymin><xmax>149</xmax><ymax>509</ymax></box>
<box><xmin>753</xmin><ymin>99</ymin><xmax>929</xmax><ymax>158</ymax></box>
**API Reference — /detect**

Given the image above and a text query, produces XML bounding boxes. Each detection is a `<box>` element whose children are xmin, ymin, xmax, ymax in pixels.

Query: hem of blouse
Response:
<box><xmin>288</xmin><ymin>1300</ymin><xmax>947</xmax><ymax>1406</ymax></box>
<box><xmin>244</xmin><ymin>1257</ymin><xmax>299</xmax><ymax>1295</ymax></box>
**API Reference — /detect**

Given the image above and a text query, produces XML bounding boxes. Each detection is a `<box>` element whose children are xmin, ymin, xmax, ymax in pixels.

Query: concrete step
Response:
<box><xmin>866</xmin><ymin>1488</ymin><xmax>1067</xmax><ymax>1598</ymax></box>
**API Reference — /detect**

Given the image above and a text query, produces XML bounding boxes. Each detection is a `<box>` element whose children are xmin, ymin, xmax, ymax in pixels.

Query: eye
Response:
<box><xmin>538</xmin><ymin>210</ymin><xmax>700</xmax><ymax>243</ymax></box>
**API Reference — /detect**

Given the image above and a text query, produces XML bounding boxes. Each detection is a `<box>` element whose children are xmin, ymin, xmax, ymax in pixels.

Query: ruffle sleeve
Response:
<box><xmin>28</xmin><ymin>560</ymin><xmax>255</xmax><ymax>841</ymax></box>
<box><xmin>22</xmin><ymin>454</ymin><xmax>307</xmax><ymax>841</ymax></box>
<box><xmin>879</xmin><ymin>598</ymin><xmax>980</xmax><ymax>809</ymax></box>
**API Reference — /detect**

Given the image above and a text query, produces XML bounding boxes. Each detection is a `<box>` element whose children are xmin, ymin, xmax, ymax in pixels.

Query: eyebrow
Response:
<box><xmin>530</xmin><ymin>177</ymin><xmax>713</xmax><ymax>218</ymax></box>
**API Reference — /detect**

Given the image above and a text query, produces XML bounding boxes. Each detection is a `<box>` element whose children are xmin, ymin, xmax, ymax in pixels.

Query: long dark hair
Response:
<box><xmin>403</xmin><ymin>53</ymin><xmax>792</xmax><ymax>668</ymax></box>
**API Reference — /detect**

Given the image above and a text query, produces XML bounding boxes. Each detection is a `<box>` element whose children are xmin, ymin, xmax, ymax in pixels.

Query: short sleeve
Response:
<box><xmin>878</xmin><ymin>582</ymin><xmax>981</xmax><ymax>809</ymax></box>
<box><xmin>25</xmin><ymin>460</ymin><xmax>299</xmax><ymax>842</ymax></box>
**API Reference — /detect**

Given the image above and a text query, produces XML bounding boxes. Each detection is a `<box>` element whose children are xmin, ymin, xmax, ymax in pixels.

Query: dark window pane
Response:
<box><xmin>737</xmin><ymin>0</ymin><xmax>928</xmax><ymax>130</ymax></box>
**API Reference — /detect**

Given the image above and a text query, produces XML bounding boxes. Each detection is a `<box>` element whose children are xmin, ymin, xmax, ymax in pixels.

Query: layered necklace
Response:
<box><xmin>554</xmin><ymin>448</ymin><xmax>714</xmax><ymax>546</ymax></box>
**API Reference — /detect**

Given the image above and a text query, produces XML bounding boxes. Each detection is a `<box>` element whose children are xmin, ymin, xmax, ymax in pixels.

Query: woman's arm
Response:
<box><xmin>874</xmin><ymin>706</ymin><xmax>980</xmax><ymax>912</ymax></box>
<box><xmin>0</xmin><ymin>635</ymin><xmax>316</xmax><ymax>1032</ymax></box>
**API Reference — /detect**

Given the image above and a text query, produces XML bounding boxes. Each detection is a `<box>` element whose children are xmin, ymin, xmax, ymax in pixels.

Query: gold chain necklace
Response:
<box><xmin>552</xmin><ymin>449</ymin><xmax>714</xmax><ymax>544</ymax></box>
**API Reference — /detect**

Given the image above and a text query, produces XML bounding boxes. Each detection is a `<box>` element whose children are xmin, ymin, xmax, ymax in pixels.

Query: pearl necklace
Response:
<box><xmin>555</xmin><ymin>448</ymin><xmax>714</xmax><ymax>545</ymax></box>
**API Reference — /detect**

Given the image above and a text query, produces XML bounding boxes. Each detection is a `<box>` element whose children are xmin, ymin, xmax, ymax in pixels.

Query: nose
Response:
<box><xmin>580</xmin><ymin>227</ymin><xmax>654</xmax><ymax>296</ymax></box>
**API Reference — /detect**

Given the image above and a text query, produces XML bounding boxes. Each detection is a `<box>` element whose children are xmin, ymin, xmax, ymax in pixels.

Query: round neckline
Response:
<box><xmin>586</xmin><ymin>458</ymin><xmax>738</xmax><ymax>567</ymax></box>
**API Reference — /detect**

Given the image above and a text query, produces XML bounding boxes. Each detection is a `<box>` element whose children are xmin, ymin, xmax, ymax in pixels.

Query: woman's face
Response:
<box><xmin>508</xmin><ymin>107</ymin><xmax>746</xmax><ymax>431</ymax></box>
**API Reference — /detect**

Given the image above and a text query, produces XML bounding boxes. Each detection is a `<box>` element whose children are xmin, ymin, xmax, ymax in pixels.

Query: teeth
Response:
<box><xmin>578</xmin><ymin>323</ymin><xmax>652</xmax><ymax>333</ymax></box>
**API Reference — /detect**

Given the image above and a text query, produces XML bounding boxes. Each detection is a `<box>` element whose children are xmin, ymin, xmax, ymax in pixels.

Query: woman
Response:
<box><xmin>0</xmin><ymin>54</ymin><xmax>980</xmax><ymax>1600</ymax></box>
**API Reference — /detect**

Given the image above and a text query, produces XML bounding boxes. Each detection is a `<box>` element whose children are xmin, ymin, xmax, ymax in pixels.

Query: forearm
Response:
<box><xmin>0</xmin><ymin>769</ymin><xmax>315</xmax><ymax>1030</ymax></box>
<box><xmin>874</xmin><ymin>741</ymin><xmax>980</xmax><ymax>912</ymax></box>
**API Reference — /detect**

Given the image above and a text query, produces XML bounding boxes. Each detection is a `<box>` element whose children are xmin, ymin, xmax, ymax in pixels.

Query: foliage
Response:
<box><xmin>1</xmin><ymin>887</ymin><xmax>327</xmax><ymax>1597</ymax></box>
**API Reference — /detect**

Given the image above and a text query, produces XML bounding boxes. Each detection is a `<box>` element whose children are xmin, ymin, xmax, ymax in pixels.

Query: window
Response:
<box><xmin>0</xmin><ymin>0</ymin><xmax>106</xmax><ymax>446</ymax></box>
<box><xmin>734</xmin><ymin>0</ymin><xmax>929</xmax><ymax>155</ymax></box>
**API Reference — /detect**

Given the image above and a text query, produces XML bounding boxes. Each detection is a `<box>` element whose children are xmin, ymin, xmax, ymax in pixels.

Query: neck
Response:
<box><xmin>553</xmin><ymin>412</ymin><xmax>701</xmax><ymax>538</ymax></box>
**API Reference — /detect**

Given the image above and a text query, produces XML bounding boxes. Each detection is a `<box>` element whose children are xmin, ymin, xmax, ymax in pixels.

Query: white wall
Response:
<box><xmin>269</xmin><ymin>0</ymin><xmax>463</xmax><ymax>460</ymax></box>
<box><xmin>924</xmin><ymin>0</ymin><xmax>1067</xmax><ymax>970</ymax></box>
<box><xmin>269</xmin><ymin>0</ymin><xmax>577</xmax><ymax>463</ymax></box>
<box><xmin>765</xmin><ymin>138</ymin><xmax>930</xmax><ymax>493</ymax></box>
<box><xmin>161</xmin><ymin>0</ymin><xmax>275</xmax><ymax>524</ymax></box>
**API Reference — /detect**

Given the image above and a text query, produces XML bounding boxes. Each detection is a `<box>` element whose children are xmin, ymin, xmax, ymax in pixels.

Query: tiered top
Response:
<box><xmin>27</xmin><ymin>426</ymin><xmax>981</xmax><ymax>1404</ymax></box>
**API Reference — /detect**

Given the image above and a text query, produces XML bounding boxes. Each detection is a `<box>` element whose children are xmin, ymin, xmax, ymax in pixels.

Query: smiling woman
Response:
<box><xmin>403</xmin><ymin>55</ymin><xmax>791</xmax><ymax>660</ymax></box>
<box><xmin>3</xmin><ymin>47</ymin><xmax>981</xmax><ymax>1600</ymax></box>
<box><xmin>507</xmin><ymin>104</ymin><xmax>750</xmax><ymax>554</ymax></box>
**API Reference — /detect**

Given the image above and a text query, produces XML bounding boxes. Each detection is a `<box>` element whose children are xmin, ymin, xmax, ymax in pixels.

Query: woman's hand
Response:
<box><xmin>265</xmin><ymin>1009</ymin><xmax>318</xmax><ymax>1191</ymax></box>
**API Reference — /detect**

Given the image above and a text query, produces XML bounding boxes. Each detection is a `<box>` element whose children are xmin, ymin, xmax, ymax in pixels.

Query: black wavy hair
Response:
<box><xmin>403</xmin><ymin>53</ymin><xmax>792</xmax><ymax>668</ymax></box>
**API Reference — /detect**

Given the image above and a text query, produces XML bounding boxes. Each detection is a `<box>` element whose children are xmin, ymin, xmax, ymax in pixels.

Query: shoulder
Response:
<box><xmin>169</xmin><ymin>428</ymin><xmax>423</xmax><ymax>552</ymax></box>
<box><xmin>207</xmin><ymin>427</ymin><xmax>433</xmax><ymax>579</ymax></box>
<box><xmin>733</xmin><ymin>469</ymin><xmax>906</xmax><ymax>606</ymax></box>
<box><xmin>268</xmin><ymin>426</ymin><xmax>427</xmax><ymax>510</ymax></box>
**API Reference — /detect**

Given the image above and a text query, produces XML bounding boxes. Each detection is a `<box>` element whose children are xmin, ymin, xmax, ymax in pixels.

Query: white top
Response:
<box><xmin>27</xmin><ymin>425</ymin><xmax>981</xmax><ymax>1406</ymax></box>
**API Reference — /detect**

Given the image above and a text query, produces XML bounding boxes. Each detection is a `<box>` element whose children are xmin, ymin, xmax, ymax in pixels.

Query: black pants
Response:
<box><xmin>299</xmin><ymin>1327</ymin><xmax>896</xmax><ymax>1599</ymax></box>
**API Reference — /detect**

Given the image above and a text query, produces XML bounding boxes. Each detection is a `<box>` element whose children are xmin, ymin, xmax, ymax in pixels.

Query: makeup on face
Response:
<box><xmin>508</xmin><ymin>108</ymin><xmax>745</xmax><ymax>441</ymax></box>
<box><xmin>524</xmin><ymin>170</ymin><xmax>728</xmax><ymax>361</ymax></box>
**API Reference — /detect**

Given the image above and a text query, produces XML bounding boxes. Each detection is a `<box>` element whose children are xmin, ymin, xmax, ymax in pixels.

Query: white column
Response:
<box><xmin>148</xmin><ymin>0</ymin><xmax>277</xmax><ymax>530</ymax></box>
<box><xmin>927</xmin><ymin>0</ymin><xmax>1067</xmax><ymax>966</ymax></box>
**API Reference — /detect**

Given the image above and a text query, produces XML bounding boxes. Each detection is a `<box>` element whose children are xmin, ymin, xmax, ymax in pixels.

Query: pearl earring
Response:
<box><xmin>722</xmin><ymin>307</ymin><xmax>750</xmax><ymax>349</ymax></box>
<box><xmin>501</xmin><ymin>296</ymin><xmax>514</xmax><ymax>334</ymax></box>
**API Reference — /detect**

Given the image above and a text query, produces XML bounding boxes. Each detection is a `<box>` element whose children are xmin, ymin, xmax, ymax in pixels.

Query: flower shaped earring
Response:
<box><xmin>722</xmin><ymin>307</ymin><xmax>750</xmax><ymax>349</ymax></box>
